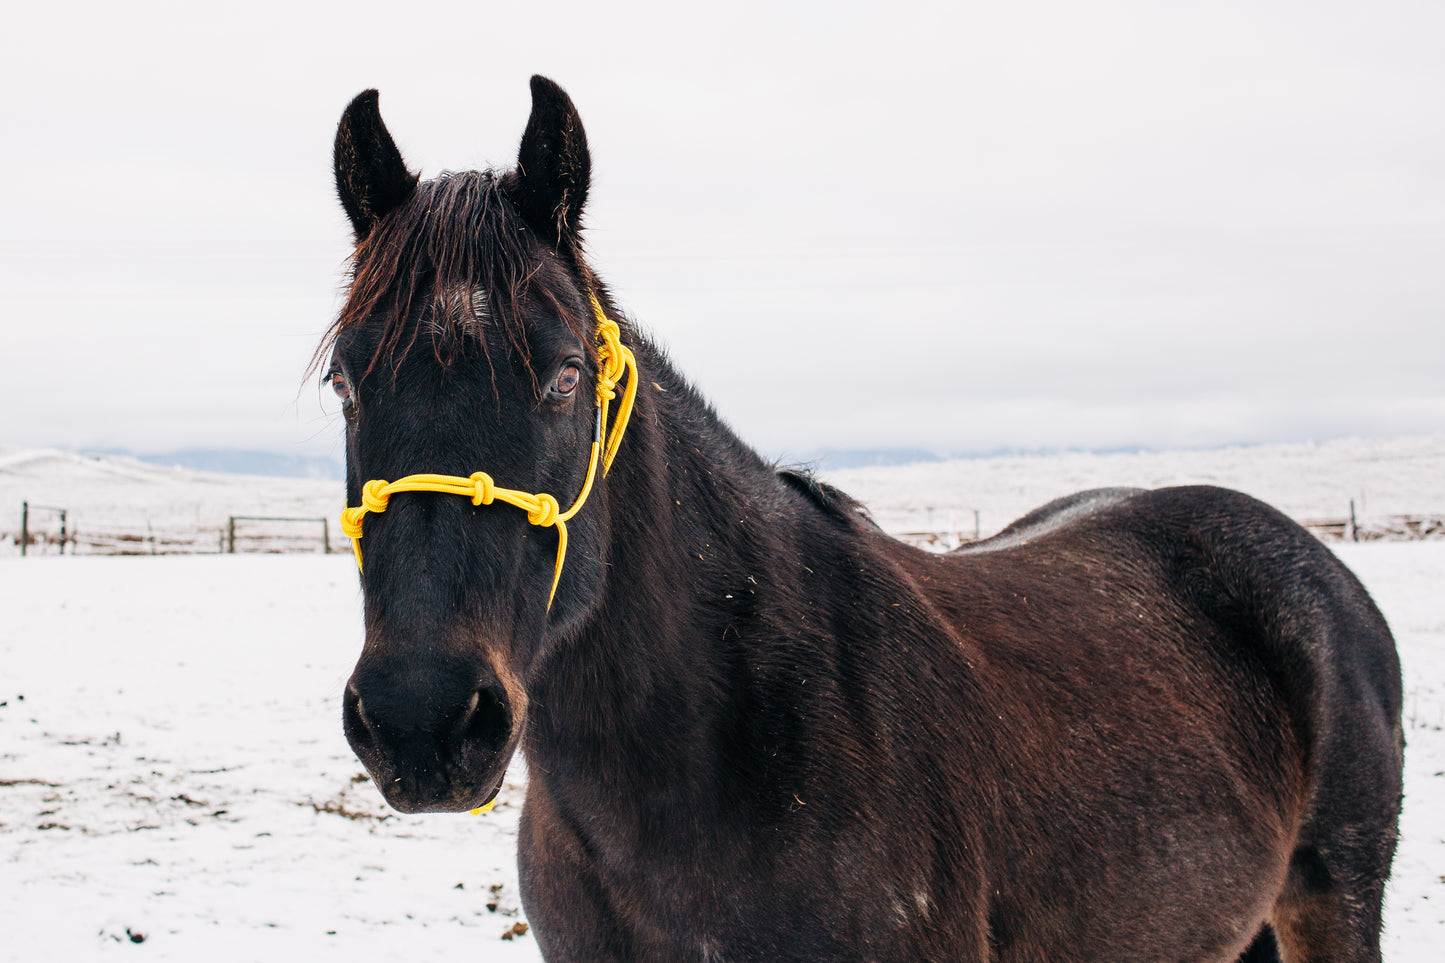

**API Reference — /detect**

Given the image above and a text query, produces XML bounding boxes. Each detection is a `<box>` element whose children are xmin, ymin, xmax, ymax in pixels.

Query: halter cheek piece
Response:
<box><xmin>339</xmin><ymin>293</ymin><xmax>638</xmax><ymax>609</ymax></box>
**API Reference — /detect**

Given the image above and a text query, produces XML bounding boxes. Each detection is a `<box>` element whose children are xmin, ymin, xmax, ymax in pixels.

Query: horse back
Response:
<box><xmin>917</xmin><ymin>484</ymin><xmax>1401</xmax><ymax>775</ymax></box>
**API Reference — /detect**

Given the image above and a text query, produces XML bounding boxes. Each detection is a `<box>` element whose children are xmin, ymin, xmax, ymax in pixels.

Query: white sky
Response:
<box><xmin>1</xmin><ymin>0</ymin><xmax>1441</xmax><ymax>461</ymax></box>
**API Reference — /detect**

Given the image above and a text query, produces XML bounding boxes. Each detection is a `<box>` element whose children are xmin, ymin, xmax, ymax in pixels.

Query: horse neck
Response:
<box><xmin>523</xmin><ymin>336</ymin><xmax>822</xmax><ymax>779</ymax></box>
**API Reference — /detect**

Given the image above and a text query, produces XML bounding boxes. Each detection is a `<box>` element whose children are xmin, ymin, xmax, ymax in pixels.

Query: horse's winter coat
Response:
<box><xmin>325</xmin><ymin>77</ymin><xmax>1403</xmax><ymax>962</ymax></box>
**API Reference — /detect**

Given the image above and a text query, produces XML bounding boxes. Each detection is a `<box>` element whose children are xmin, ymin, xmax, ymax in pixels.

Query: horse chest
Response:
<box><xmin>520</xmin><ymin>784</ymin><xmax>967</xmax><ymax>961</ymax></box>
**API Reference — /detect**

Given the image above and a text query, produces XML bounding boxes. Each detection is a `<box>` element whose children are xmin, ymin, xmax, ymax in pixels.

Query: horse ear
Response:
<box><xmin>334</xmin><ymin>89</ymin><xmax>418</xmax><ymax>240</ymax></box>
<box><xmin>507</xmin><ymin>75</ymin><xmax>591</xmax><ymax>251</ymax></box>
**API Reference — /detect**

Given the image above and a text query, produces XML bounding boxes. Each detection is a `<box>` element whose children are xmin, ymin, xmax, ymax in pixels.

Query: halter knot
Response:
<box><xmin>588</xmin><ymin>297</ymin><xmax>639</xmax><ymax>474</ymax></box>
<box><xmin>527</xmin><ymin>493</ymin><xmax>561</xmax><ymax>527</ymax></box>
<box><xmin>361</xmin><ymin>479</ymin><xmax>391</xmax><ymax>513</ymax></box>
<box><xmin>339</xmin><ymin>507</ymin><xmax>366</xmax><ymax>540</ymax></box>
<box><xmin>595</xmin><ymin>318</ymin><xmax>626</xmax><ymax>388</ymax></box>
<box><xmin>468</xmin><ymin>472</ymin><xmax>495</xmax><ymax>506</ymax></box>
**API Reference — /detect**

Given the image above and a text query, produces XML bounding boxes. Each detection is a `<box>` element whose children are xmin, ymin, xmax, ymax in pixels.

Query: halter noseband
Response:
<box><xmin>339</xmin><ymin>293</ymin><xmax>638</xmax><ymax>608</ymax></box>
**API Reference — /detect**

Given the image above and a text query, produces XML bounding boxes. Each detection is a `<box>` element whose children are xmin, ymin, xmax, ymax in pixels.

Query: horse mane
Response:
<box><xmin>776</xmin><ymin>466</ymin><xmax>880</xmax><ymax>530</ymax></box>
<box><xmin>313</xmin><ymin>170</ymin><xmax>592</xmax><ymax>384</ymax></box>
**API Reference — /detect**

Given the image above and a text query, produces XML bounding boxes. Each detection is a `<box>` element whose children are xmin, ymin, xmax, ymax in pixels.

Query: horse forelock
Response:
<box><xmin>314</xmin><ymin>170</ymin><xmax>592</xmax><ymax>387</ymax></box>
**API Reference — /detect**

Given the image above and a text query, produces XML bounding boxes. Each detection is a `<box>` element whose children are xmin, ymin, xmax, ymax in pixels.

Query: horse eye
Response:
<box><xmin>551</xmin><ymin>364</ymin><xmax>581</xmax><ymax>398</ymax></box>
<box><xmin>331</xmin><ymin>372</ymin><xmax>352</xmax><ymax>404</ymax></box>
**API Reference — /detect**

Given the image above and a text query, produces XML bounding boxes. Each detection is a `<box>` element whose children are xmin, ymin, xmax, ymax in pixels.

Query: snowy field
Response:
<box><xmin>2</xmin><ymin>442</ymin><xmax>1442</xmax><ymax>961</ymax></box>
<box><xmin>820</xmin><ymin>433</ymin><xmax>1445</xmax><ymax>536</ymax></box>
<box><xmin>3</xmin><ymin>434</ymin><xmax>1444</xmax><ymax>553</ymax></box>
<box><xmin>0</xmin><ymin>448</ymin><xmax>340</xmax><ymax>556</ymax></box>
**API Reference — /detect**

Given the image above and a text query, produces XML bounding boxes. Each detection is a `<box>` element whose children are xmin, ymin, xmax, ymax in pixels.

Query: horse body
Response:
<box><xmin>324</xmin><ymin>78</ymin><xmax>1402</xmax><ymax>961</ymax></box>
<box><xmin>514</xmin><ymin>344</ymin><xmax>1397</xmax><ymax>962</ymax></box>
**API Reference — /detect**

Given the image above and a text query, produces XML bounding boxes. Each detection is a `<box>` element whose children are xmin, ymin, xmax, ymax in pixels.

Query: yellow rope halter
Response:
<box><xmin>339</xmin><ymin>293</ymin><xmax>638</xmax><ymax>609</ymax></box>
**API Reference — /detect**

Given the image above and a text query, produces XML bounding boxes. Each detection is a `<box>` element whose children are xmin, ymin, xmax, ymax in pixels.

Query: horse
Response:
<box><xmin>323</xmin><ymin>76</ymin><xmax>1403</xmax><ymax>962</ymax></box>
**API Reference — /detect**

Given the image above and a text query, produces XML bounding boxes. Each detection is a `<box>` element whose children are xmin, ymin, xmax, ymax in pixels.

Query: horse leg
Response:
<box><xmin>1266</xmin><ymin>831</ymin><xmax>1396</xmax><ymax>962</ymax></box>
<box><xmin>1266</xmin><ymin>674</ymin><xmax>1401</xmax><ymax>963</ymax></box>
<box><xmin>517</xmin><ymin>789</ymin><xmax>634</xmax><ymax>962</ymax></box>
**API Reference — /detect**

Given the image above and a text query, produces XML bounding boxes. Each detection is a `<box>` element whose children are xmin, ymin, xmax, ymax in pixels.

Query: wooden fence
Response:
<box><xmin>9</xmin><ymin>502</ymin><xmax>1444</xmax><ymax>557</ymax></box>
<box><xmin>1299</xmin><ymin>514</ymin><xmax>1445</xmax><ymax>543</ymax></box>
<box><xmin>7</xmin><ymin>510</ymin><xmax>335</xmax><ymax>556</ymax></box>
<box><xmin>226</xmin><ymin>516</ymin><xmax>332</xmax><ymax>554</ymax></box>
<box><xmin>895</xmin><ymin>513</ymin><xmax>1445</xmax><ymax>552</ymax></box>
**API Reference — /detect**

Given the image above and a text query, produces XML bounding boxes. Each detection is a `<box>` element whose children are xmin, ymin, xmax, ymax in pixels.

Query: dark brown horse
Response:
<box><xmin>324</xmin><ymin>77</ymin><xmax>1403</xmax><ymax>962</ymax></box>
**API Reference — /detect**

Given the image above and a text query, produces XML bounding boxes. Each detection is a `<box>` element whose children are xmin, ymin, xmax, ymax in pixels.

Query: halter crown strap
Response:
<box><xmin>340</xmin><ymin>294</ymin><xmax>638</xmax><ymax>608</ymax></box>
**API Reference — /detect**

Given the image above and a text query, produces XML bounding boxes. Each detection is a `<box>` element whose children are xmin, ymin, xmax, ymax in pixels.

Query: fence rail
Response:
<box><xmin>9</xmin><ymin>504</ymin><xmax>1445</xmax><ymax>557</ymax></box>
<box><xmin>895</xmin><ymin>513</ymin><xmax>1445</xmax><ymax>552</ymax></box>
<box><xmin>18</xmin><ymin>501</ymin><xmax>68</xmax><ymax>556</ymax></box>
<box><xmin>7</xmin><ymin>508</ymin><xmax>337</xmax><ymax>556</ymax></box>
<box><xmin>1299</xmin><ymin>514</ymin><xmax>1445</xmax><ymax>543</ymax></box>
<box><xmin>226</xmin><ymin>515</ymin><xmax>331</xmax><ymax>554</ymax></box>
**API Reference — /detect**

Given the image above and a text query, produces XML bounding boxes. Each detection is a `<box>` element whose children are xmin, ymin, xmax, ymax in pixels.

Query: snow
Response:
<box><xmin>1336</xmin><ymin>542</ymin><xmax>1445</xmax><ymax>957</ymax></box>
<box><xmin>4</xmin><ymin>434</ymin><xmax>1443</xmax><ymax>555</ymax></box>
<box><xmin>2</xmin><ymin>441</ymin><xmax>1442</xmax><ymax>960</ymax></box>
<box><xmin>1</xmin><ymin>555</ymin><xmax>541</xmax><ymax>961</ymax></box>
<box><xmin>821</xmin><ymin>434</ymin><xmax>1445</xmax><ymax>537</ymax></box>
<box><xmin>0</xmin><ymin>448</ymin><xmax>338</xmax><ymax>555</ymax></box>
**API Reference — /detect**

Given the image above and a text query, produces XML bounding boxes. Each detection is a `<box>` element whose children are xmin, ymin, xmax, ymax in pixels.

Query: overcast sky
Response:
<box><xmin>2</xmin><ymin>1</ymin><xmax>1440</xmax><ymax>463</ymax></box>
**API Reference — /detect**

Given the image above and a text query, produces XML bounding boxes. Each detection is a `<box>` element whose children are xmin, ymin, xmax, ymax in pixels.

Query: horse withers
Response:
<box><xmin>321</xmin><ymin>76</ymin><xmax>1403</xmax><ymax>962</ymax></box>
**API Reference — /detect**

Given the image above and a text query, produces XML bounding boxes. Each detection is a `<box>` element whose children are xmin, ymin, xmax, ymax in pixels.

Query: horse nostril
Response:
<box><xmin>454</xmin><ymin>684</ymin><xmax>511</xmax><ymax>755</ymax></box>
<box><xmin>343</xmin><ymin>683</ymin><xmax>378</xmax><ymax>750</ymax></box>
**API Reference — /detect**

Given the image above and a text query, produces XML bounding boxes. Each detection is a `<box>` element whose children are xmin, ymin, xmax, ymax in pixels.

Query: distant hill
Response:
<box><xmin>819</xmin><ymin>434</ymin><xmax>1445</xmax><ymax>536</ymax></box>
<box><xmin>82</xmin><ymin>449</ymin><xmax>344</xmax><ymax>480</ymax></box>
<box><xmin>0</xmin><ymin>448</ymin><xmax>341</xmax><ymax>554</ymax></box>
<box><xmin>797</xmin><ymin>448</ymin><xmax>944</xmax><ymax>470</ymax></box>
<box><xmin>794</xmin><ymin>446</ymin><xmax>1168</xmax><ymax>471</ymax></box>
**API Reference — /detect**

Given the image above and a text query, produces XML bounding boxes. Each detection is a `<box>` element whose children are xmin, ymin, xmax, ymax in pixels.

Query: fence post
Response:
<box><xmin>973</xmin><ymin>509</ymin><xmax>981</xmax><ymax>541</ymax></box>
<box><xmin>58</xmin><ymin>510</ymin><xmax>67</xmax><ymax>555</ymax></box>
<box><xmin>322</xmin><ymin>517</ymin><xmax>331</xmax><ymax>554</ymax></box>
<box><xmin>1348</xmin><ymin>499</ymin><xmax>1359</xmax><ymax>543</ymax></box>
<box><xmin>227</xmin><ymin>516</ymin><xmax>235</xmax><ymax>554</ymax></box>
<box><xmin>19</xmin><ymin>501</ymin><xmax>27</xmax><ymax>557</ymax></box>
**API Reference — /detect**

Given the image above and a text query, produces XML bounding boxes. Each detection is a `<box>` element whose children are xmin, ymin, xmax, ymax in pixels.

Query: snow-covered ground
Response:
<box><xmin>1</xmin><ymin>555</ymin><xmax>541</xmax><ymax>962</ymax></box>
<box><xmin>2</xmin><ymin>441</ymin><xmax>1442</xmax><ymax>961</ymax></box>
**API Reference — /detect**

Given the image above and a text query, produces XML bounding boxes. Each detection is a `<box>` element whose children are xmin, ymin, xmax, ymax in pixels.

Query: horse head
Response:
<box><xmin>326</xmin><ymin>77</ymin><xmax>619</xmax><ymax>813</ymax></box>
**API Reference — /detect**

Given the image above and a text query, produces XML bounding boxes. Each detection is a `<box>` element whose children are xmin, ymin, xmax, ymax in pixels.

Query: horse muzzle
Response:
<box><xmin>342</xmin><ymin>657</ymin><xmax>521</xmax><ymax>813</ymax></box>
